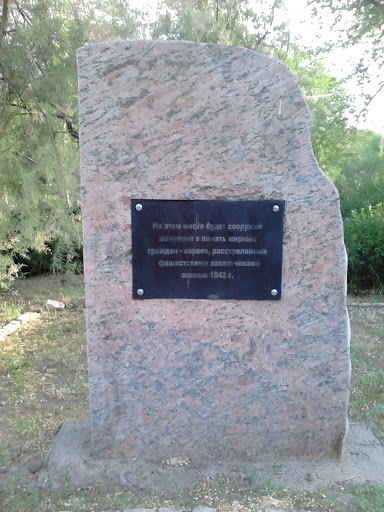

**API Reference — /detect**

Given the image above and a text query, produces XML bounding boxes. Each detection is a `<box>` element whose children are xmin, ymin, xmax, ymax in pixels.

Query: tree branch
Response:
<box><xmin>56</xmin><ymin>112</ymin><xmax>79</xmax><ymax>143</ymax></box>
<box><xmin>365</xmin><ymin>0</ymin><xmax>384</xmax><ymax>9</ymax></box>
<box><xmin>14</xmin><ymin>0</ymin><xmax>32</xmax><ymax>25</ymax></box>
<box><xmin>357</xmin><ymin>81</ymin><xmax>384</xmax><ymax>120</ymax></box>
<box><xmin>0</xmin><ymin>66</ymin><xmax>71</xmax><ymax>209</ymax></box>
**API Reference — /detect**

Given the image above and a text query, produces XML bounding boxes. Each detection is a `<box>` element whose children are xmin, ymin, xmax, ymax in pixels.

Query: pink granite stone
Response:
<box><xmin>77</xmin><ymin>40</ymin><xmax>350</xmax><ymax>461</ymax></box>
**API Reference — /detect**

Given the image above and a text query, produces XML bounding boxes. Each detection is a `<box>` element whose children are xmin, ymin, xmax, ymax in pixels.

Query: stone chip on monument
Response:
<box><xmin>76</xmin><ymin>40</ymin><xmax>350</xmax><ymax>462</ymax></box>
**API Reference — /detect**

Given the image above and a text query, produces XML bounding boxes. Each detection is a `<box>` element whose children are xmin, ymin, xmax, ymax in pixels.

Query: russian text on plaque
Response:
<box><xmin>132</xmin><ymin>199</ymin><xmax>285</xmax><ymax>300</ymax></box>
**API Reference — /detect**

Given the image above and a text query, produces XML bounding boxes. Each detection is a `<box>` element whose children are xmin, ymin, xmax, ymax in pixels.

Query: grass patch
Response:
<box><xmin>0</xmin><ymin>277</ymin><xmax>383</xmax><ymax>511</ymax></box>
<box><xmin>349</xmin><ymin>346</ymin><xmax>384</xmax><ymax>430</ymax></box>
<box><xmin>0</xmin><ymin>298</ymin><xmax>23</xmax><ymax>325</ymax></box>
<box><xmin>0</xmin><ymin>274</ymin><xmax>88</xmax><ymax>480</ymax></box>
<box><xmin>347</xmin><ymin>483</ymin><xmax>384</xmax><ymax>511</ymax></box>
<box><xmin>323</xmin><ymin>483</ymin><xmax>384</xmax><ymax>512</ymax></box>
<box><xmin>0</xmin><ymin>333</ymin><xmax>30</xmax><ymax>376</ymax></box>
<box><xmin>348</xmin><ymin>306</ymin><xmax>384</xmax><ymax>431</ymax></box>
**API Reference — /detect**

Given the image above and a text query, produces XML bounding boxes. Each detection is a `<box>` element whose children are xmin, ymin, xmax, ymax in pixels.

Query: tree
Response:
<box><xmin>286</xmin><ymin>48</ymin><xmax>354</xmax><ymax>180</ymax></box>
<box><xmin>334</xmin><ymin>130</ymin><xmax>384</xmax><ymax>217</ymax></box>
<box><xmin>150</xmin><ymin>0</ymin><xmax>290</xmax><ymax>54</ymax></box>
<box><xmin>309</xmin><ymin>0</ymin><xmax>384</xmax><ymax>119</ymax></box>
<box><xmin>0</xmin><ymin>0</ymin><xmax>141</xmax><ymax>287</ymax></box>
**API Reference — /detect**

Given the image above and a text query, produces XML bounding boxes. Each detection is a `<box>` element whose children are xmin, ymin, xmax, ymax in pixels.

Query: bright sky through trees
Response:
<box><xmin>282</xmin><ymin>0</ymin><xmax>384</xmax><ymax>134</ymax></box>
<box><xmin>131</xmin><ymin>0</ymin><xmax>384</xmax><ymax>135</ymax></box>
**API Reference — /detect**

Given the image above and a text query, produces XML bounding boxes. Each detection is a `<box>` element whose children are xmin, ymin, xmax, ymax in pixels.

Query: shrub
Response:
<box><xmin>344</xmin><ymin>204</ymin><xmax>384</xmax><ymax>294</ymax></box>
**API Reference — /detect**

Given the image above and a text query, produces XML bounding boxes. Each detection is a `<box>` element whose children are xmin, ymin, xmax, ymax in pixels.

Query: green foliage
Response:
<box><xmin>311</xmin><ymin>0</ymin><xmax>384</xmax><ymax>49</ymax></box>
<box><xmin>344</xmin><ymin>204</ymin><xmax>384</xmax><ymax>293</ymax></box>
<box><xmin>314</xmin><ymin>126</ymin><xmax>384</xmax><ymax>295</ymax></box>
<box><xmin>310</xmin><ymin>0</ymin><xmax>384</xmax><ymax>116</ymax></box>
<box><xmin>0</xmin><ymin>253</ymin><xmax>20</xmax><ymax>291</ymax></box>
<box><xmin>334</xmin><ymin>130</ymin><xmax>384</xmax><ymax>218</ymax></box>
<box><xmin>288</xmin><ymin>52</ymin><xmax>384</xmax><ymax>295</ymax></box>
<box><xmin>0</xmin><ymin>0</ymin><xmax>141</xmax><ymax>287</ymax></box>
<box><xmin>286</xmin><ymin>50</ymin><xmax>353</xmax><ymax>180</ymax></box>
<box><xmin>0</xmin><ymin>1</ymin><xmax>83</xmax><ymax>285</ymax></box>
<box><xmin>151</xmin><ymin>0</ymin><xmax>290</xmax><ymax>55</ymax></box>
<box><xmin>335</xmin><ymin>130</ymin><xmax>384</xmax><ymax>294</ymax></box>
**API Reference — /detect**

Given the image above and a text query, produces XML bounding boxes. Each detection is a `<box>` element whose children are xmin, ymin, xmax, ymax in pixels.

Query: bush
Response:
<box><xmin>0</xmin><ymin>254</ymin><xmax>21</xmax><ymax>292</ymax></box>
<box><xmin>333</xmin><ymin>131</ymin><xmax>384</xmax><ymax>219</ymax></box>
<box><xmin>13</xmin><ymin>238</ymin><xmax>83</xmax><ymax>278</ymax></box>
<box><xmin>344</xmin><ymin>204</ymin><xmax>384</xmax><ymax>294</ymax></box>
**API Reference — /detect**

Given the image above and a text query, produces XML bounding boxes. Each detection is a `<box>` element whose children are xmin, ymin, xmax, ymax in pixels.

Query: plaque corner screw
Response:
<box><xmin>273</xmin><ymin>205</ymin><xmax>280</xmax><ymax>213</ymax></box>
<box><xmin>271</xmin><ymin>289</ymin><xmax>278</xmax><ymax>296</ymax></box>
<box><xmin>137</xmin><ymin>288</ymin><xmax>144</xmax><ymax>296</ymax></box>
<box><xmin>135</xmin><ymin>203</ymin><xmax>143</xmax><ymax>211</ymax></box>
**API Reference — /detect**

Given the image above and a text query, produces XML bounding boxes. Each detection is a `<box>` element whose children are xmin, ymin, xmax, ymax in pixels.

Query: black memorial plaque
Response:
<box><xmin>131</xmin><ymin>199</ymin><xmax>285</xmax><ymax>300</ymax></box>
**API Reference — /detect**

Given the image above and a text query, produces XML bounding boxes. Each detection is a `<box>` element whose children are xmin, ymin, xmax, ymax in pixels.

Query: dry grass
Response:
<box><xmin>348</xmin><ymin>306</ymin><xmax>384</xmax><ymax>431</ymax></box>
<box><xmin>0</xmin><ymin>275</ymin><xmax>88</xmax><ymax>470</ymax></box>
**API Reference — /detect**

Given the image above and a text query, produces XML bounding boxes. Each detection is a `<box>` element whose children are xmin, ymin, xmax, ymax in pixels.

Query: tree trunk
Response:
<box><xmin>0</xmin><ymin>0</ymin><xmax>11</xmax><ymax>62</ymax></box>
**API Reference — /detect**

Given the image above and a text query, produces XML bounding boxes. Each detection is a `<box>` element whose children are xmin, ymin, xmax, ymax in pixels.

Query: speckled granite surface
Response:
<box><xmin>77</xmin><ymin>40</ymin><xmax>350</xmax><ymax>461</ymax></box>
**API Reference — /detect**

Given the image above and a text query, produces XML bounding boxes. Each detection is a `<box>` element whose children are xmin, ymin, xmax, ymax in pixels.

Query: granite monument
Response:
<box><xmin>77</xmin><ymin>40</ymin><xmax>350</xmax><ymax>461</ymax></box>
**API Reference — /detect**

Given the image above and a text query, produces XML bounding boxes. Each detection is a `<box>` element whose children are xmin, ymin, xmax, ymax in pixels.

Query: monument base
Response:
<box><xmin>37</xmin><ymin>419</ymin><xmax>384</xmax><ymax>492</ymax></box>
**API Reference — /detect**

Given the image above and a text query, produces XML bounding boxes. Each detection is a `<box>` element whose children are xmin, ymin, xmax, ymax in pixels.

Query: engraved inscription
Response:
<box><xmin>131</xmin><ymin>200</ymin><xmax>284</xmax><ymax>300</ymax></box>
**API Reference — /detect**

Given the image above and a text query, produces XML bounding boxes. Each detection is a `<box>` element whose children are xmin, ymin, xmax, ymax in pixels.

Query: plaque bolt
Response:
<box><xmin>137</xmin><ymin>288</ymin><xmax>144</xmax><ymax>296</ymax></box>
<box><xmin>136</xmin><ymin>203</ymin><xmax>143</xmax><ymax>211</ymax></box>
<box><xmin>271</xmin><ymin>289</ymin><xmax>278</xmax><ymax>296</ymax></box>
<box><xmin>273</xmin><ymin>205</ymin><xmax>280</xmax><ymax>212</ymax></box>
